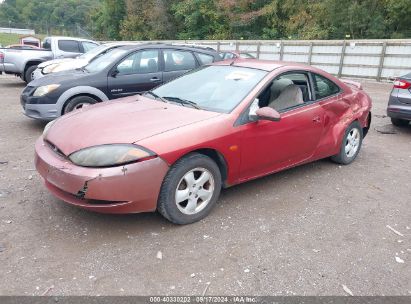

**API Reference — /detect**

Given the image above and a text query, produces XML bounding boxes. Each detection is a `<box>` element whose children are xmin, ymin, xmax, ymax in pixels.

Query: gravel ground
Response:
<box><xmin>0</xmin><ymin>74</ymin><xmax>410</xmax><ymax>296</ymax></box>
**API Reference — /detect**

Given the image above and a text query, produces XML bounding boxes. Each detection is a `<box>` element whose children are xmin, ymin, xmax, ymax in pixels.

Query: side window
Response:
<box><xmin>196</xmin><ymin>53</ymin><xmax>214</xmax><ymax>65</ymax></box>
<box><xmin>255</xmin><ymin>72</ymin><xmax>310</xmax><ymax>112</ymax></box>
<box><xmin>42</xmin><ymin>39</ymin><xmax>51</xmax><ymax>50</ymax></box>
<box><xmin>163</xmin><ymin>50</ymin><xmax>196</xmax><ymax>72</ymax></box>
<box><xmin>82</xmin><ymin>42</ymin><xmax>98</xmax><ymax>52</ymax></box>
<box><xmin>58</xmin><ymin>40</ymin><xmax>81</xmax><ymax>53</ymax></box>
<box><xmin>117</xmin><ymin>50</ymin><xmax>159</xmax><ymax>75</ymax></box>
<box><xmin>313</xmin><ymin>73</ymin><xmax>340</xmax><ymax>99</ymax></box>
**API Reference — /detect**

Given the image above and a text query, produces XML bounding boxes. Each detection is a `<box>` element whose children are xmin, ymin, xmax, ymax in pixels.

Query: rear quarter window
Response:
<box><xmin>196</xmin><ymin>53</ymin><xmax>214</xmax><ymax>65</ymax></box>
<box><xmin>313</xmin><ymin>73</ymin><xmax>341</xmax><ymax>99</ymax></box>
<box><xmin>58</xmin><ymin>40</ymin><xmax>81</xmax><ymax>53</ymax></box>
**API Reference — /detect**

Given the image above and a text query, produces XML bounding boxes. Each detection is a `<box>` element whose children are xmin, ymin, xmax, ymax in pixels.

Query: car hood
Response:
<box><xmin>29</xmin><ymin>69</ymin><xmax>90</xmax><ymax>86</ymax></box>
<box><xmin>47</xmin><ymin>59</ymin><xmax>88</xmax><ymax>74</ymax></box>
<box><xmin>45</xmin><ymin>95</ymin><xmax>222</xmax><ymax>156</ymax></box>
<box><xmin>38</xmin><ymin>58</ymin><xmax>74</xmax><ymax>68</ymax></box>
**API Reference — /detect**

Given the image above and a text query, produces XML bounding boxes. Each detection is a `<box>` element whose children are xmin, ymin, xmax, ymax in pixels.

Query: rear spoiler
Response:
<box><xmin>340</xmin><ymin>79</ymin><xmax>363</xmax><ymax>90</ymax></box>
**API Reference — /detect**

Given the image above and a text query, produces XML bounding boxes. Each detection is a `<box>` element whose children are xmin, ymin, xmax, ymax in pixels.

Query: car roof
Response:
<box><xmin>44</xmin><ymin>36</ymin><xmax>97</xmax><ymax>43</ymax></box>
<box><xmin>212</xmin><ymin>59</ymin><xmax>316</xmax><ymax>72</ymax></box>
<box><xmin>115</xmin><ymin>43</ymin><xmax>218</xmax><ymax>54</ymax></box>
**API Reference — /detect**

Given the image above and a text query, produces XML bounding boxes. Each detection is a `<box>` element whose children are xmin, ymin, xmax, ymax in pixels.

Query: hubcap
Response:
<box><xmin>175</xmin><ymin>167</ymin><xmax>215</xmax><ymax>215</ymax></box>
<box><xmin>345</xmin><ymin>128</ymin><xmax>360</xmax><ymax>158</ymax></box>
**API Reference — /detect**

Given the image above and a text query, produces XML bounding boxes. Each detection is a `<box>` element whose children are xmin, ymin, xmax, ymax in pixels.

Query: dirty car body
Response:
<box><xmin>35</xmin><ymin>59</ymin><xmax>372</xmax><ymax>219</ymax></box>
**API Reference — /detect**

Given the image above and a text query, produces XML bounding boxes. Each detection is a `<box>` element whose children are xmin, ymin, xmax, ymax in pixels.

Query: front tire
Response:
<box><xmin>63</xmin><ymin>96</ymin><xmax>98</xmax><ymax>114</ymax></box>
<box><xmin>391</xmin><ymin>118</ymin><xmax>409</xmax><ymax>127</ymax></box>
<box><xmin>157</xmin><ymin>153</ymin><xmax>222</xmax><ymax>224</ymax></box>
<box><xmin>331</xmin><ymin>121</ymin><xmax>363</xmax><ymax>165</ymax></box>
<box><xmin>24</xmin><ymin>65</ymin><xmax>37</xmax><ymax>83</ymax></box>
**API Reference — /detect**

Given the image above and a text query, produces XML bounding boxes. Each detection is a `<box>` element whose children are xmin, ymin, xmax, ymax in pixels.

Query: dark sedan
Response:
<box><xmin>21</xmin><ymin>44</ymin><xmax>221</xmax><ymax>120</ymax></box>
<box><xmin>387</xmin><ymin>73</ymin><xmax>411</xmax><ymax>126</ymax></box>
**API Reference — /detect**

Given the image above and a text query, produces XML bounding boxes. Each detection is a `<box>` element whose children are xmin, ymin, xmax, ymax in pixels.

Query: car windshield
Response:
<box><xmin>84</xmin><ymin>48</ymin><xmax>128</xmax><ymax>73</ymax></box>
<box><xmin>151</xmin><ymin>66</ymin><xmax>267</xmax><ymax>113</ymax></box>
<box><xmin>78</xmin><ymin>44</ymin><xmax>111</xmax><ymax>61</ymax></box>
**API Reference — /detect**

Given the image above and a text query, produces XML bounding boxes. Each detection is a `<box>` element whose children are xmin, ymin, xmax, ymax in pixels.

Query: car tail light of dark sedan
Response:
<box><xmin>393</xmin><ymin>79</ymin><xmax>411</xmax><ymax>89</ymax></box>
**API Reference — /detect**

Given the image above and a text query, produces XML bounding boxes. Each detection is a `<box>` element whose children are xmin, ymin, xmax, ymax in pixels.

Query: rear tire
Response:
<box><xmin>391</xmin><ymin>118</ymin><xmax>409</xmax><ymax>127</ymax></box>
<box><xmin>24</xmin><ymin>65</ymin><xmax>37</xmax><ymax>83</ymax></box>
<box><xmin>63</xmin><ymin>96</ymin><xmax>98</xmax><ymax>114</ymax></box>
<box><xmin>157</xmin><ymin>153</ymin><xmax>222</xmax><ymax>225</ymax></box>
<box><xmin>331</xmin><ymin>121</ymin><xmax>363</xmax><ymax>165</ymax></box>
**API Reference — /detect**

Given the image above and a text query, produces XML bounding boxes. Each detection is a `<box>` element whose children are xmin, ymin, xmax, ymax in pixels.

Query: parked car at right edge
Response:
<box><xmin>21</xmin><ymin>44</ymin><xmax>222</xmax><ymax>120</ymax></box>
<box><xmin>387</xmin><ymin>73</ymin><xmax>411</xmax><ymax>127</ymax></box>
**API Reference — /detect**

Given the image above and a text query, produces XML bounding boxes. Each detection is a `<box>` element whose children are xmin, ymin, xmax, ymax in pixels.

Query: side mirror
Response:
<box><xmin>111</xmin><ymin>69</ymin><xmax>119</xmax><ymax>77</ymax></box>
<box><xmin>255</xmin><ymin>107</ymin><xmax>281</xmax><ymax>122</ymax></box>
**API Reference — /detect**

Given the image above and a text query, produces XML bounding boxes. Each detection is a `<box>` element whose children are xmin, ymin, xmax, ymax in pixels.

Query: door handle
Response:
<box><xmin>150</xmin><ymin>77</ymin><xmax>161</xmax><ymax>82</ymax></box>
<box><xmin>312</xmin><ymin>116</ymin><xmax>321</xmax><ymax>123</ymax></box>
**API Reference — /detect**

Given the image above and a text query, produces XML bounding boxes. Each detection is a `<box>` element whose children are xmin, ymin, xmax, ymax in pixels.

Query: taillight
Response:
<box><xmin>0</xmin><ymin>52</ymin><xmax>4</xmax><ymax>63</ymax></box>
<box><xmin>393</xmin><ymin>79</ymin><xmax>411</xmax><ymax>89</ymax></box>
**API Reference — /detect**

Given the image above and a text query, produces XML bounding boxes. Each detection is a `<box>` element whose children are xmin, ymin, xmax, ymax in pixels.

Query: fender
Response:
<box><xmin>56</xmin><ymin>86</ymin><xmax>109</xmax><ymax>115</ymax></box>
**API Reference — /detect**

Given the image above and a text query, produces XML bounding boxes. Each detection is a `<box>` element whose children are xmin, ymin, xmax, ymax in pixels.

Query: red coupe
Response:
<box><xmin>35</xmin><ymin>59</ymin><xmax>372</xmax><ymax>224</ymax></box>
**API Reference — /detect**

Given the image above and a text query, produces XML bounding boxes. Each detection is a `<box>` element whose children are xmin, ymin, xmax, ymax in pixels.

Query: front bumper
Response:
<box><xmin>35</xmin><ymin>137</ymin><xmax>169</xmax><ymax>214</ymax></box>
<box><xmin>21</xmin><ymin>87</ymin><xmax>59</xmax><ymax>120</ymax></box>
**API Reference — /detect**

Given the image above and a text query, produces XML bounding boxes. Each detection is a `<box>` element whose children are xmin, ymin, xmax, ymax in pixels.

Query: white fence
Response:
<box><xmin>132</xmin><ymin>39</ymin><xmax>411</xmax><ymax>81</ymax></box>
<box><xmin>0</xmin><ymin>27</ymin><xmax>35</xmax><ymax>35</ymax></box>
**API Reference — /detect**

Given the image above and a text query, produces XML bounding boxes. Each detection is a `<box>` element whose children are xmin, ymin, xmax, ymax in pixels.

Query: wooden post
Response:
<box><xmin>217</xmin><ymin>41</ymin><xmax>221</xmax><ymax>52</ymax></box>
<box><xmin>280</xmin><ymin>41</ymin><xmax>284</xmax><ymax>60</ymax></box>
<box><xmin>308</xmin><ymin>42</ymin><xmax>313</xmax><ymax>65</ymax></box>
<box><xmin>377</xmin><ymin>42</ymin><xmax>387</xmax><ymax>82</ymax></box>
<box><xmin>235</xmin><ymin>41</ymin><xmax>239</xmax><ymax>52</ymax></box>
<box><xmin>338</xmin><ymin>41</ymin><xmax>347</xmax><ymax>78</ymax></box>
<box><xmin>256</xmin><ymin>42</ymin><xmax>261</xmax><ymax>59</ymax></box>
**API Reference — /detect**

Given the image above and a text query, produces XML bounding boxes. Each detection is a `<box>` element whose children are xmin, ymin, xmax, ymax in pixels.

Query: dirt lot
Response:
<box><xmin>0</xmin><ymin>74</ymin><xmax>410</xmax><ymax>296</ymax></box>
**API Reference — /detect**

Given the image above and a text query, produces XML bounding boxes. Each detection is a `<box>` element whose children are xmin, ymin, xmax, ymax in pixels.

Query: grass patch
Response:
<box><xmin>0</xmin><ymin>33</ymin><xmax>46</xmax><ymax>47</ymax></box>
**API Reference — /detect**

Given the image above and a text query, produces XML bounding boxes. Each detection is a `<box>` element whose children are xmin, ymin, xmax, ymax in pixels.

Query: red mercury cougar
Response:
<box><xmin>35</xmin><ymin>60</ymin><xmax>372</xmax><ymax>224</ymax></box>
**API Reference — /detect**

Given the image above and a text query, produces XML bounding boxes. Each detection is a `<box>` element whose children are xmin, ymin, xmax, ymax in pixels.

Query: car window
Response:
<box><xmin>313</xmin><ymin>73</ymin><xmax>340</xmax><ymax>99</ymax></box>
<box><xmin>82</xmin><ymin>42</ymin><xmax>99</xmax><ymax>52</ymax></box>
<box><xmin>196</xmin><ymin>53</ymin><xmax>214</xmax><ymax>65</ymax></box>
<box><xmin>117</xmin><ymin>50</ymin><xmax>159</xmax><ymax>75</ymax></box>
<box><xmin>163</xmin><ymin>50</ymin><xmax>196</xmax><ymax>72</ymax></box>
<box><xmin>152</xmin><ymin>65</ymin><xmax>267</xmax><ymax>113</ymax></box>
<box><xmin>42</xmin><ymin>39</ymin><xmax>51</xmax><ymax>50</ymax></box>
<box><xmin>58</xmin><ymin>40</ymin><xmax>81</xmax><ymax>53</ymax></box>
<box><xmin>256</xmin><ymin>72</ymin><xmax>311</xmax><ymax>112</ymax></box>
<box><xmin>220</xmin><ymin>52</ymin><xmax>235</xmax><ymax>60</ymax></box>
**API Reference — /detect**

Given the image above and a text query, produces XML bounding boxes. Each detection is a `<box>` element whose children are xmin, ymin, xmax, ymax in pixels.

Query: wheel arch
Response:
<box><xmin>177</xmin><ymin>148</ymin><xmax>229</xmax><ymax>188</ymax></box>
<box><xmin>62</xmin><ymin>93</ymin><xmax>103</xmax><ymax>114</ymax></box>
<box><xmin>363</xmin><ymin>112</ymin><xmax>371</xmax><ymax>138</ymax></box>
<box><xmin>23</xmin><ymin>60</ymin><xmax>42</xmax><ymax>81</ymax></box>
<box><xmin>56</xmin><ymin>86</ymin><xmax>109</xmax><ymax>115</ymax></box>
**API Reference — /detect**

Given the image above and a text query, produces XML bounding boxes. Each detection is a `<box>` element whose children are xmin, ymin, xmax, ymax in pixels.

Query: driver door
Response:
<box><xmin>238</xmin><ymin>73</ymin><xmax>325</xmax><ymax>181</ymax></box>
<box><xmin>107</xmin><ymin>49</ymin><xmax>162</xmax><ymax>99</ymax></box>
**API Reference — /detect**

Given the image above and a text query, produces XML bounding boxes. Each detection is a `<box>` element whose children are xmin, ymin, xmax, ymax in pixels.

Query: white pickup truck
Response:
<box><xmin>0</xmin><ymin>36</ymin><xmax>99</xmax><ymax>83</ymax></box>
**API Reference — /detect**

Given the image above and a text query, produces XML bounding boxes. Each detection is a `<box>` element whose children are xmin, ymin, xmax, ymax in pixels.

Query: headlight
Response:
<box><xmin>33</xmin><ymin>84</ymin><xmax>60</xmax><ymax>97</ymax></box>
<box><xmin>42</xmin><ymin>63</ymin><xmax>59</xmax><ymax>74</ymax></box>
<box><xmin>43</xmin><ymin>120</ymin><xmax>56</xmax><ymax>137</ymax></box>
<box><xmin>69</xmin><ymin>144</ymin><xmax>156</xmax><ymax>167</ymax></box>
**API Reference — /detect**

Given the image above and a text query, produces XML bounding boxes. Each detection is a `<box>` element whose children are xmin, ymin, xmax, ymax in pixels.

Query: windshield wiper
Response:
<box><xmin>144</xmin><ymin>91</ymin><xmax>169</xmax><ymax>104</ymax></box>
<box><xmin>162</xmin><ymin>96</ymin><xmax>201</xmax><ymax>110</ymax></box>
